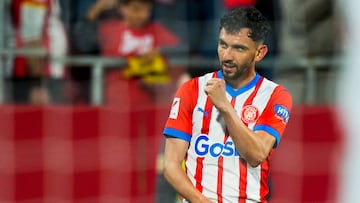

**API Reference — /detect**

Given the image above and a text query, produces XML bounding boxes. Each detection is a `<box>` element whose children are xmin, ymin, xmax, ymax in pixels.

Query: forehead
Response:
<box><xmin>219</xmin><ymin>28</ymin><xmax>255</xmax><ymax>45</ymax></box>
<box><xmin>122</xmin><ymin>1</ymin><xmax>152</xmax><ymax>9</ymax></box>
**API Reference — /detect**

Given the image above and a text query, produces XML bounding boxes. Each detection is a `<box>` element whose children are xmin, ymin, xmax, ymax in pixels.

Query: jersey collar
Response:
<box><xmin>217</xmin><ymin>70</ymin><xmax>261</xmax><ymax>97</ymax></box>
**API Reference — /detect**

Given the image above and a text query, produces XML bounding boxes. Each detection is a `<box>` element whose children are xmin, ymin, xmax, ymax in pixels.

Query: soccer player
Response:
<box><xmin>162</xmin><ymin>7</ymin><xmax>292</xmax><ymax>203</ymax></box>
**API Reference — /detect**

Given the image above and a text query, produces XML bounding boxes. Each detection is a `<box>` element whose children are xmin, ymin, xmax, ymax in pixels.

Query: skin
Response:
<box><xmin>120</xmin><ymin>1</ymin><xmax>159</xmax><ymax>61</ymax></box>
<box><xmin>86</xmin><ymin>0</ymin><xmax>118</xmax><ymax>21</ymax></box>
<box><xmin>120</xmin><ymin>1</ymin><xmax>152</xmax><ymax>29</ymax></box>
<box><xmin>164</xmin><ymin>28</ymin><xmax>276</xmax><ymax>203</ymax></box>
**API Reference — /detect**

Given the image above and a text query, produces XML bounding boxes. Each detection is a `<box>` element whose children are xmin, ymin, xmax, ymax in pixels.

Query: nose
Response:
<box><xmin>221</xmin><ymin>47</ymin><xmax>234</xmax><ymax>61</ymax></box>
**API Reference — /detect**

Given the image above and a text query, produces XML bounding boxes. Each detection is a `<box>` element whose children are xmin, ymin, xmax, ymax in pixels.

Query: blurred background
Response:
<box><xmin>0</xmin><ymin>0</ymin><xmax>357</xmax><ymax>202</ymax></box>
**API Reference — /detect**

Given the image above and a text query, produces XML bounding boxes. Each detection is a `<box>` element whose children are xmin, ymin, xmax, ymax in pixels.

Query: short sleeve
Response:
<box><xmin>163</xmin><ymin>78</ymin><xmax>198</xmax><ymax>142</ymax></box>
<box><xmin>254</xmin><ymin>86</ymin><xmax>292</xmax><ymax>148</ymax></box>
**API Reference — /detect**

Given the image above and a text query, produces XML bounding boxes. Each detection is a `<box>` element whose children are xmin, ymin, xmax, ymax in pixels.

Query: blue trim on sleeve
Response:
<box><xmin>253</xmin><ymin>124</ymin><xmax>281</xmax><ymax>148</ymax></box>
<box><xmin>163</xmin><ymin>128</ymin><xmax>192</xmax><ymax>142</ymax></box>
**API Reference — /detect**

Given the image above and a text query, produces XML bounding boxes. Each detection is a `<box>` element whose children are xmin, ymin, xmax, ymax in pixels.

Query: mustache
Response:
<box><xmin>221</xmin><ymin>60</ymin><xmax>237</xmax><ymax>67</ymax></box>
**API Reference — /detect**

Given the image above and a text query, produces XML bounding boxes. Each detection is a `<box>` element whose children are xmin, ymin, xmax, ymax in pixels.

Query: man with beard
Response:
<box><xmin>162</xmin><ymin>7</ymin><xmax>292</xmax><ymax>203</ymax></box>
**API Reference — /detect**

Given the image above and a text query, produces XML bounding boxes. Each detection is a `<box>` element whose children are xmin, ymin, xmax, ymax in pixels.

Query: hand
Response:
<box><xmin>139</xmin><ymin>48</ymin><xmax>160</xmax><ymax>63</ymax></box>
<box><xmin>204</xmin><ymin>78</ymin><xmax>228</xmax><ymax>110</ymax></box>
<box><xmin>192</xmin><ymin>197</ymin><xmax>216</xmax><ymax>203</ymax></box>
<box><xmin>87</xmin><ymin>0</ymin><xmax>117</xmax><ymax>21</ymax></box>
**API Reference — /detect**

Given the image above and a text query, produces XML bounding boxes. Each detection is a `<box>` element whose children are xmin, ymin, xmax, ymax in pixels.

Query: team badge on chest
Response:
<box><xmin>241</xmin><ymin>105</ymin><xmax>259</xmax><ymax>124</ymax></box>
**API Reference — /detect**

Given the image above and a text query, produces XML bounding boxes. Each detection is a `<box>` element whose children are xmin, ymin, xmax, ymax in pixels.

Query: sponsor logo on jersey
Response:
<box><xmin>241</xmin><ymin>105</ymin><xmax>259</xmax><ymax>124</ymax></box>
<box><xmin>169</xmin><ymin>97</ymin><xmax>180</xmax><ymax>119</ymax></box>
<box><xmin>274</xmin><ymin>105</ymin><xmax>290</xmax><ymax>123</ymax></box>
<box><xmin>194</xmin><ymin>135</ymin><xmax>240</xmax><ymax>157</ymax></box>
<box><xmin>196</xmin><ymin>107</ymin><xmax>210</xmax><ymax>119</ymax></box>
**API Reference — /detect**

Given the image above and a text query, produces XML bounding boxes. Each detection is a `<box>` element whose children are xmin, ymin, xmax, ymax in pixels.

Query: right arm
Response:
<box><xmin>86</xmin><ymin>0</ymin><xmax>117</xmax><ymax>21</ymax></box>
<box><xmin>163</xmin><ymin>137</ymin><xmax>213</xmax><ymax>203</ymax></box>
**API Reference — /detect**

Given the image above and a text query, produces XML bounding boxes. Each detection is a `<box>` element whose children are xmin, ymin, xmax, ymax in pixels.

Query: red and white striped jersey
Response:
<box><xmin>163</xmin><ymin>70</ymin><xmax>292</xmax><ymax>203</ymax></box>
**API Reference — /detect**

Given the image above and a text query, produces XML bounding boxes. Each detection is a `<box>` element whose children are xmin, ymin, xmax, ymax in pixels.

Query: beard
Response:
<box><xmin>221</xmin><ymin>56</ymin><xmax>255</xmax><ymax>81</ymax></box>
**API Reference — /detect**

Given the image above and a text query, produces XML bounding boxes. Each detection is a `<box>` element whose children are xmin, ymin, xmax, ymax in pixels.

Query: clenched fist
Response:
<box><xmin>204</xmin><ymin>78</ymin><xmax>229</xmax><ymax>110</ymax></box>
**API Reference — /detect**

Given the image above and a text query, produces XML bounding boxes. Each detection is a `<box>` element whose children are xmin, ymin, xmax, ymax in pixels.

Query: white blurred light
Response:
<box><xmin>337</xmin><ymin>0</ymin><xmax>360</xmax><ymax>202</ymax></box>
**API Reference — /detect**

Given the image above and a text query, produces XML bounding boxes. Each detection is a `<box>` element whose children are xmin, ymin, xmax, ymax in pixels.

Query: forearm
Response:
<box><xmin>163</xmin><ymin>162</ymin><xmax>208</xmax><ymax>203</ymax></box>
<box><xmin>219</xmin><ymin>105</ymin><xmax>271</xmax><ymax>167</ymax></box>
<box><xmin>23</xmin><ymin>40</ymin><xmax>46</xmax><ymax>77</ymax></box>
<box><xmin>86</xmin><ymin>3</ymin><xmax>104</xmax><ymax>21</ymax></box>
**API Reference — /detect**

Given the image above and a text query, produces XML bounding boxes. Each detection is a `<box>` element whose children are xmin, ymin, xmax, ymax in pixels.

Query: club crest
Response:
<box><xmin>241</xmin><ymin>105</ymin><xmax>259</xmax><ymax>124</ymax></box>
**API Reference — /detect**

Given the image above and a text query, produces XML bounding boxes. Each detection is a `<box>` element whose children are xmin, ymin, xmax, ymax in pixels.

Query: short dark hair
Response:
<box><xmin>220</xmin><ymin>7</ymin><xmax>270</xmax><ymax>42</ymax></box>
<box><xmin>119</xmin><ymin>0</ymin><xmax>154</xmax><ymax>5</ymax></box>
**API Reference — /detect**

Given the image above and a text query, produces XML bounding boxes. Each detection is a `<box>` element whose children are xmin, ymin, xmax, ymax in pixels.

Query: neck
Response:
<box><xmin>225</xmin><ymin>70</ymin><xmax>256</xmax><ymax>90</ymax></box>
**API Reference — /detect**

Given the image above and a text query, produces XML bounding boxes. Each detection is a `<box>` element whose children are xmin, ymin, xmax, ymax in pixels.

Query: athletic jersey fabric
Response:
<box><xmin>11</xmin><ymin>0</ymin><xmax>68</xmax><ymax>78</ymax></box>
<box><xmin>163</xmin><ymin>70</ymin><xmax>292</xmax><ymax>203</ymax></box>
<box><xmin>99</xmin><ymin>19</ymin><xmax>179</xmax><ymax>58</ymax></box>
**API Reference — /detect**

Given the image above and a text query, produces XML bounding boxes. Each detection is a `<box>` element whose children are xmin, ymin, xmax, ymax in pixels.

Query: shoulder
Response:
<box><xmin>99</xmin><ymin>19</ymin><xmax>125</xmax><ymax>32</ymax></box>
<box><xmin>261</xmin><ymin>78</ymin><xmax>292</xmax><ymax>96</ymax></box>
<box><xmin>178</xmin><ymin>77</ymin><xmax>198</xmax><ymax>92</ymax></box>
<box><xmin>258</xmin><ymin>78</ymin><xmax>293</xmax><ymax>108</ymax></box>
<box><xmin>266</xmin><ymin>79</ymin><xmax>293</xmax><ymax>111</ymax></box>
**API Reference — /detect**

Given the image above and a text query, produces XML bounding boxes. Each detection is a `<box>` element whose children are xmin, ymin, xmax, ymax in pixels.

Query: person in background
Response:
<box><xmin>98</xmin><ymin>0</ymin><xmax>182</xmax><ymax>107</ymax></box>
<box><xmin>98</xmin><ymin>1</ymin><xmax>187</xmax><ymax>202</ymax></box>
<box><xmin>162</xmin><ymin>7</ymin><xmax>292</xmax><ymax>203</ymax></box>
<box><xmin>278</xmin><ymin>0</ymin><xmax>336</xmax><ymax>103</ymax></box>
<box><xmin>9</xmin><ymin>0</ymin><xmax>68</xmax><ymax>105</ymax></box>
<box><xmin>58</xmin><ymin>0</ymin><xmax>120</xmax><ymax>104</ymax></box>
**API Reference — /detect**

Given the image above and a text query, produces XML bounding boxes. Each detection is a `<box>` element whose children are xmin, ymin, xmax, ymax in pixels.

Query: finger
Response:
<box><xmin>206</xmin><ymin>78</ymin><xmax>216</xmax><ymax>86</ymax></box>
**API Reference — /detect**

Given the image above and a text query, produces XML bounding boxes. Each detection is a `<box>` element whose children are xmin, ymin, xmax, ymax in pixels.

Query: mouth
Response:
<box><xmin>222</xmin><ymin>62</ymin><xmax>237</xmax><ymax>72</ymax></box>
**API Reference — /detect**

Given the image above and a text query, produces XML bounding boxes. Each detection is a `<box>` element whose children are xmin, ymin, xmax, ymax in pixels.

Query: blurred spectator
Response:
<box><xmin>67</xmin><ymin>0</ymin><xmax>120</xmax><ymax>55</ymax></box>
<box><xmin>279</xmin><ymin>0</ymin><xmax>336</xmax><ymax>58</ymax></box>
<box><xmin>7</xmin><ymin>0</ymin><xmax>68</xmax><ymax>105</ymax></box>
<box><xmin>277</xmin><ymin>0</ymin><xmax>337</xmax><ymax>103</ymax></box>
<box><xmin>58</xmin><ymin>0</ymin><xmax>121</xmax><ymax>104</ymax></box>
<box><xmin>98</xmin><ymin>0</ymin><xmax>182</xmax><ymax>107</ymax></box>
<box><xmin>98</xmin><ymin>1</ymin><xmax>186</xmax><ymax>202</ymax></box>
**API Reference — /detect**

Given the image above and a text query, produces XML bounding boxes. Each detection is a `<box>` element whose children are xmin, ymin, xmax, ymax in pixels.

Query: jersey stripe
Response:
<box><xmin>260</xmin><ymin>156</ymin><xmax>270</xmax><ymax>202</ymax></box>
<box><xmin>217</xmin><ymin>98</ymin><xmax>236</xmax><ymax>202</ymax></box>
<box><xmin>194</xmin><ymin>72</ymin><xmax>216</xmax><ymax>192</ymax></box>
<box><xmin>238</xmin><ymin>76</ymin><xmax>264</xmax><ymax>202</ymax></box>
<box><xmin>243</xmin><ymin>76</ymin><xmax>264</xmax><ymax>107</ymax></box>
<box><xmin>238</xmin><ymin>159</ymin><xmax>248</xmax><ymax>203</ymax></box>
<box><xmin>217</xmin><ymin>156</ymin><xmax>224</xmax><ymax>203</ymax></box>
<box><xmin>194</xmin><ymin>157</ymin><xmax>205</xmax><ymax>192</ymax></box>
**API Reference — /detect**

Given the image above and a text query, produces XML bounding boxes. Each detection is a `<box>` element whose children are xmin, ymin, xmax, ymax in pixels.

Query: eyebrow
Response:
<box><xmin>219</xmin><ymin>38</ymin><xmax>249</xmax><ymax>50</ymax></box>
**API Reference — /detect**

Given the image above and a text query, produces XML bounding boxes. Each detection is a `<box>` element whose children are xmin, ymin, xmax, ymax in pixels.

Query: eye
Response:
<box><xmin>234</xmin><ymin>46</ymin><xmax>246</xmax><ymax>52</ymax></box>
<box><xmin>219</xmin><ymin>41</ymin><xmax>227</xmax><ymax>49</ymax></box>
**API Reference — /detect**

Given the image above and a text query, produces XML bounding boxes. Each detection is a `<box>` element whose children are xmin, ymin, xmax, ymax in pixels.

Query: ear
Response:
<box><xmin>254</xmin><ymin>44</ymin><xmax>268</xmax><ymax>62</ymax></box>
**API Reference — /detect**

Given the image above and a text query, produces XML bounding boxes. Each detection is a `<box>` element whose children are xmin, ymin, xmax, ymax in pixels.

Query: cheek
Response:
<box><xmin>242</xmin><ymin>53</ymin><xmax>255</xmax><ymax>61</ymax></box>
<box><xmin>217</xmin><ymin>48</ymin><xmax>224</xmax><ymax>58</ymax></box>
